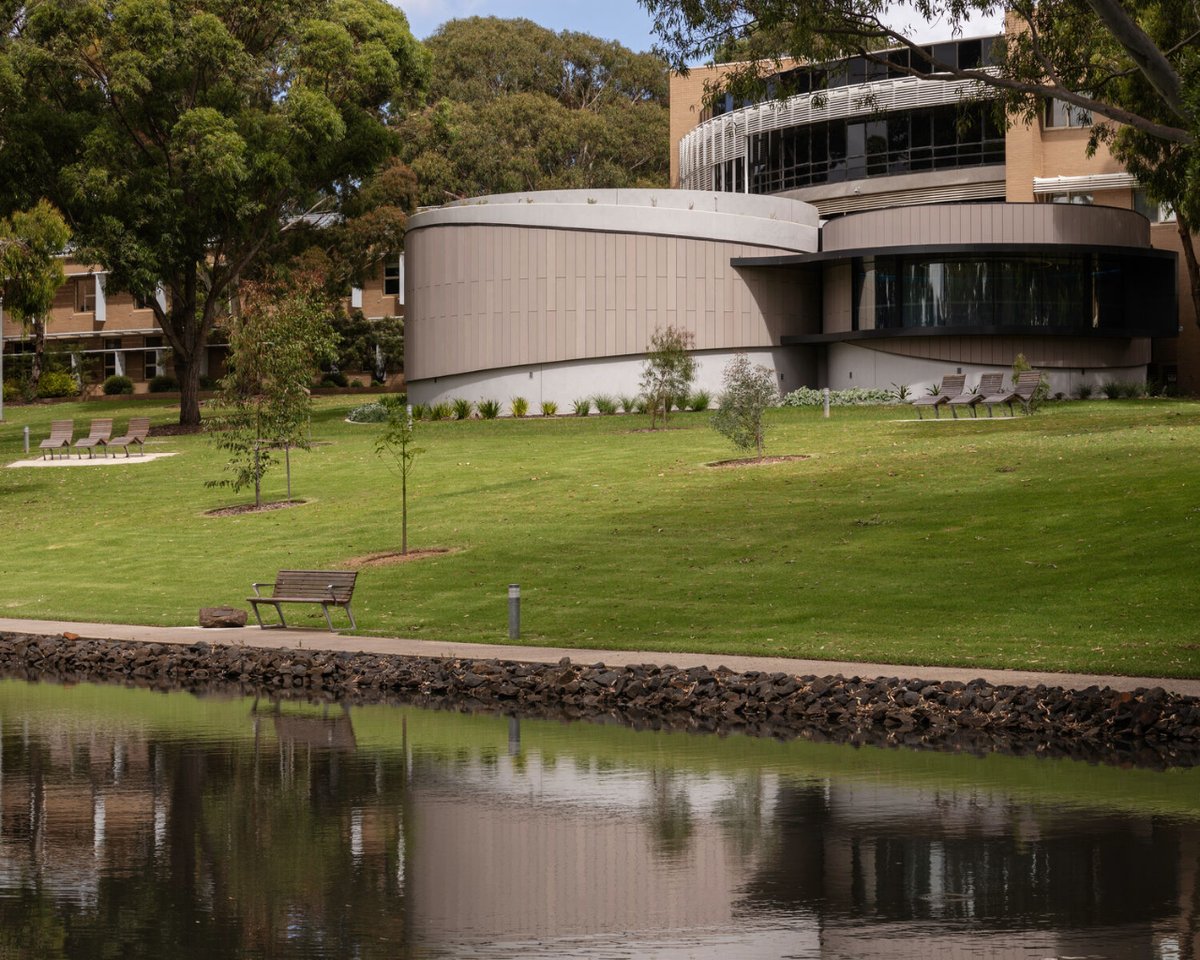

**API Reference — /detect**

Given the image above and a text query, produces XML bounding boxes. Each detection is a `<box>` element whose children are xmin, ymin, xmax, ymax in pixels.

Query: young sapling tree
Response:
<box><xmin>711</xmin><ymin>352</ymin><xmax>779</xmax><ymax>459</ymax></box>
<box><xmin>375</xmin><ymin>398</ymin><xmax>424</xmax><ymax>555</ymax></box>
<box><xmin>639</xmin><ymin>325</ymin><xmax>697</xmax><ymax>429</ymax></box>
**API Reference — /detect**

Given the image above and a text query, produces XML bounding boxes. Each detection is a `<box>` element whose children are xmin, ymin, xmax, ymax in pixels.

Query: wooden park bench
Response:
<box><xmin>248</xmin><ymin>570</ymin><xmax>358</xmax><ymax>631</ymax></box>
<box><xmin>39</xmin><ymin>420</ymin><xmax>73</xmax><ymax>459</ymax></box>
<box><xmin>947</xmin><ymin>372</ymin><xmax>1004</xmax><ymax>419</ymax></box>
<box><xmin>74</xmin><ymin>418</ymin><xmax>113</xmax><ymax>458</ymax></box>
<box><xmin>982</xmin><ymin>370</ymin><xmax>1044</xmax><ymax>417</ymax></box>
<box><xmin>108</xmin><ymin>417</ymin><xmax>151</xmax><ymax>456</ymax></box>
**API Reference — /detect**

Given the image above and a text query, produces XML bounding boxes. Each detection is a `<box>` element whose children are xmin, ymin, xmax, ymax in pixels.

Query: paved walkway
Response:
<box><xmin>1</xmin><ymin>616</ymin><xmax>1198</xmax><ymax>697</ymax></box>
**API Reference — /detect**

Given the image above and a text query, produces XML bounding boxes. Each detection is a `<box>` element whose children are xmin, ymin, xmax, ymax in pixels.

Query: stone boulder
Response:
<box><xmin>199</xmin><ymin>606</ymin><xmax>247</xmax><ymax>628</ymax></box>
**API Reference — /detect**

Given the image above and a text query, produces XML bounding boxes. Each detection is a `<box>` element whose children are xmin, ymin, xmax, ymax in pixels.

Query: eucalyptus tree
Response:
<box><xmin>7</xmin><ymin>0</ymin><xmax>427</xmax><ymax>425</ymax></box>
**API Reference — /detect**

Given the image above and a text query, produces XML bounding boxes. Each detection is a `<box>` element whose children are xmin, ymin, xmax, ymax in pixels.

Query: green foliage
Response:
<box><xmin>510</xmin><ymin>396</ymin><xmax>529</xmax><ymax>418</ymax></box>
<box><xmin>429</xmin><ymin>401</ymin><xmax>453</xmax><ymax>421</ymax></box>
<box><xmin>346</xmin><ymin>401</ymin><xmax>391</xmax><ymax>423</ymax></box>
<box><xmin>102</xmin><ymin>375</ymin><xmax>134</xmax><ymax>396</ymax></box>
<box><xmin>411</xmin><ymin>403</ymin><xmax>429</xmax><ymax>420</ymax></box>
<box><xmin>374</xmin><ymin>399</ymin><xmax>423</xmax><ymax>555</ymax></box>
<box><xmin>35</xmin><ymin>370</ymin><xmax>78</xmax><ymax>398</ymax></box>
<box><xmin>540</xmin><ymin>400</ymin><xmax>558</xmax><ymax>417</ymax></box>
<box><xmin>1</xmin><ymin>381</ymin><xmax>18</xmax><ymax>404</ymax></box>
<box><xmin>572</xmin><ymin>396</ymin><xmax>592</xmax><ymax>416</ymax></box>
<box><xmin>1103</xmin><ymin>380</ymin><xmax>1147</xmax><ymax>399</ymax></box>
<box><xmin>710</xmin><ymin>353</ymin><xmax>778</xmax><ymax>459</ymax></box>
<box><xmin>780</xmin><ymin>387</ymin><xmax>897</xmax><ymax>407</ymax></box>
<box><xmin>397</xmin><ymin>17</ymin><xmax>668</xmax><ymax>205</ymax></box>
<box><xmin>688</xmin><ymin>390</ymin><xmax>712</xmax><ymax>412</ymax></box>
<box><xmin>618</xmin><ymin>394</ymin><xmax>639</xmax><ymax>413</ymax></box>
<box><xmin>639</xmin><ymin>326</ymin><xmax>697</xmax><ymax>429</ymax></box>
<box><xmin>451</xmin><ymin>397</ymin><xmax>474</xmax><ymax>420</ymax></box>
<box><xmin>593</xmin><ymin>394</ymin><xmax>618</xmax><ymax>415</ymax></box>
<box><xmin>1013</xmin><ymin>354</ymin><xmax>1052</xmax><ymax>410</ymax></box>
<box><xmin>477</xmin><ymin>398</ymin><xmax>501</xmax><ymax>419</ymax></box>
<box><xmin>8</xmin><ymin>0</ymin><xmax>427</xmax><ymax>424</ymax></box>
<box><xmin>1074</xmin><ymin>382</ymin><xmax>1095</xmax><ymax>400</ymax></box>
<box><xmin>320</xmin><ymin>370</ymin><xmax>350</xmax><ymax>388</ymax></box>
<box><xmin>891</xmin><ymin>383</ymin><xmax>911</xmax><ymax>401</ymax></box>
<box><xmin>148</xmin><ymin>374</ymin><xmax>178</xmax><ymax>393</ymax></box>
<box><xmin>205</xmin><ymin>273</ymin><xmax>338</xmax><ymax>508</ymax></box>
<box><xmin>328</xmin><ymin>311</ymin><xmax>404</xmax><ymax>381</ymax></box>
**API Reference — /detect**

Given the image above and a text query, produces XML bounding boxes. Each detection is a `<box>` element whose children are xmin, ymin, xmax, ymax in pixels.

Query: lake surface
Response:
<box><xmin>0</xmin><ymin>678</ymin><xmax>1197</xmax><ymax>959</ymax></box>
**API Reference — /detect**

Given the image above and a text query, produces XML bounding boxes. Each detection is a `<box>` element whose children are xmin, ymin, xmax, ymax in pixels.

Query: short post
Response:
<box><xmin>823</xmin><ymin>387</ymin><xmax>831</xmax><ymax>419</ymax></box>
<box><xmin>23</xmin><ymin>425</ymin><xmax>30</xmax><ymax>452</ymax></box>
<box><xmin>507</xmin><ymin>583</ymin><xmax>520</xmax><ymax>640</ymax></box>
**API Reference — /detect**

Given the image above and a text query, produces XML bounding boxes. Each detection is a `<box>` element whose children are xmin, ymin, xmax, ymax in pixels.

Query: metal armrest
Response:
<box><xmin>250</xmin><ymin>582</ymin><xmax>270</xmax><ymax>597</ymax></box>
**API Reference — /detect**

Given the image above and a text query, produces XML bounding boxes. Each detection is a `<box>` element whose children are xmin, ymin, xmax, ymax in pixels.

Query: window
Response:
<box><xmin>384</xmin><ymin>261</ymin><xmax>402</xmax><ymax>296</ymax></box>
<box><xmin>1045</xmin><ymin>98</ymin><xmax>1092</xmax><ymax>128</ymax></box>
<box><xmin>103</xmin><ymin>338</ymin><xmax>123</xmax><ymax>379</ymax></box>
<box><xmin>144</xmin><ymin>336</ymin><xmax>163</xmax><ymax>380</ymax></box>
<box><xmin>1134</xmin><ymin>188</ymin><xmax>1176</xmax><ymax>223</ymax></box>
<box><xmin>1045</xmin><ymin>191</ymin><xmax>1094</xmax><ymax>205</ymax></box>
<box><xmin>76</xmin><ymin>278</ymin><xmax>96</xmax><ymax>313</ymax></box>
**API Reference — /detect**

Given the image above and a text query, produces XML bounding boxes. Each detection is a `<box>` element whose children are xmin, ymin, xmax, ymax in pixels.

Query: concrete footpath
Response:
<box><xmin>2</xmin><ymin>616</ymin><xmax>1199</xmax><ymax>698</ymax></box>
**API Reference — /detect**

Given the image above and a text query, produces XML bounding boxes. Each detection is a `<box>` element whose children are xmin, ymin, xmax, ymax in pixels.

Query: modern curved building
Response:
<box><xmin>403</xmin><ymin>33</ymin><xmax>1187</xmax><ymax>406</ymax></box>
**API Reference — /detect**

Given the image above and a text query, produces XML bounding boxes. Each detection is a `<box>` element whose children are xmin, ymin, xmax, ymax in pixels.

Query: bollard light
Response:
<box><xmin>823</xmin><ymin>387</ymin><xmax>831</xmax><ymax>419</ymax></box>
<box><xmin>508</xmin><ymin>583</ymin><xmax>520</xmax><ymax>640</ymax></box>
<box><xmin>23</xmin><ymin>425</ymin><xmax>30</xmax><ymax>453</ymax></box>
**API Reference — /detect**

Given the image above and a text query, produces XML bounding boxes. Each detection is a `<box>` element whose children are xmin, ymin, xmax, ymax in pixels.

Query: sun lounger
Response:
<box><xmin>39</xmin><ymin>420</ymin><xmax>73</xmax><ymax>459</ymax></box>
<box><xmin>911</xmin><ymin>374</ymin><xmax>966</xmax><ymax>419</ymax></box>
<box><xmin>108</xmin><ymin>417</ymin><xmax>151</xmax><ymax>456</ymax></box>
<box><xmin>947</xmin><ymin>372</ymin><xmax>1004</xmax><ymax>419</ymax></box>
<box><xmin>74</xmin><ymin>418</ymin><xmax>113</xmax><ymax>458</ymax></box>
<box><xmin>982</xmin><ymin>370</ymin><xmax>1044</xmax><ymax>417</ymax></box>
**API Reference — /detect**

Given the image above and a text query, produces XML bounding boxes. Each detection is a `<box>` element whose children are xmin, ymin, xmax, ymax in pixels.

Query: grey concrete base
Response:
<box><xmin>1</xmin><ymin>617</ymin><xmax>1196</xmax><ymax>698</ymax></box>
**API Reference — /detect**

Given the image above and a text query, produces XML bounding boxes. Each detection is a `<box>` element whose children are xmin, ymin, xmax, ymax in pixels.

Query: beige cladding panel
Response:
<box><xmin>407</xmin><ymin>224</ymin><xmax>810</xmax><ymax>381</ymax></box>
<box><xmin>822</xmin><ymin>203</ymin><xmax>1150</xmax><ymax>252</ymax></box>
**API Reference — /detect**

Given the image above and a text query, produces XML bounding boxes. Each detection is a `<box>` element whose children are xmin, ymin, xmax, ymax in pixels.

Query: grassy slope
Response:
<box><xmin>2</xmin><ymin>395</ymin><xmax>1199</xmax><ymax>677</ymax></box>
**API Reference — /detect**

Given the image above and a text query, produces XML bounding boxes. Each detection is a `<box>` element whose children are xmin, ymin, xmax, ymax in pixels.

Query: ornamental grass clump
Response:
<box><xmin>593</xmin><ymin>394</ymin><xmax>618</xmax><ymax>415</ymax></box>
<box><xmin>572</xmin><ymin>397</ymin><xmax>592</xmax><ymax>416</ymax></box>
<box><xmin>477</xmin><ymin>398</ymin><xmax>501</xmax><ymax>419</ymax></box>
<box><xmin>429</xmin><ymin>401</ymin><xmax>453</xmax><ymax>421</ymax></box>
<box><xmin>618</xmin><ymin>394</ymin><xmax>639</xmax><ymax>413</ymax></box>
<box><xmin>711</xmin><ymin>353</ymin><xmax>778</xmax><ymax>459</ymax></box>
<box><xmin>540</xmin><ymin>400</ymin><xmax>558</xmax><ymax>417</ymax></box>
<box><xmin>688</xmin><ymin>390</ymin><xmax>712</xmax><ymax>411</ymax></box>
<box><xmin>451</xmin><ymin>397</ymin><xmax>473</xmax><ymax>420</ymax></box>
<box><xmin>510</xmin><ymin>396</ymin><xmax>529</xmax><ymax>418</ymax></box>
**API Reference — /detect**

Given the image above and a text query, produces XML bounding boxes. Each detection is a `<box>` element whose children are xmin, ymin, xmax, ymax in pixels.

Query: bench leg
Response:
<box><xmin>344</xmin><ymin>603</ymin><xmax>357</xmax><ymax>631</ymax></box>
<box><xmin>321</xmin><ymin>604</ymin><xmax>335</xmax><ymax>631</ymax></box>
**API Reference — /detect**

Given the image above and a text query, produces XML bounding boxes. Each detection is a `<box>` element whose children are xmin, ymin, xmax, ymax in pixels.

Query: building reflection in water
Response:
<box><xmin>0</xmin><ymin>689</ymin><xmax>1196</xmax><ymax>959</ymax></box>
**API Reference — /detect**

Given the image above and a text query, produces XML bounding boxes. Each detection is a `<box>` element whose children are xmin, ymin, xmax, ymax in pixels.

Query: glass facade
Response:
<box><xmin>710</xmin><ymin>36</ymin><xmax>1000</xmax><ymax>117</ymax></box>
<box><xmin>852</xmin><ymin>252</ymin><xmax>1177</xmax><ymax>335</ymax></box>
<box><xmin>746</xmin><ymin>103</ymin><xmax>1004</xmax><ymax>194</ymax></box>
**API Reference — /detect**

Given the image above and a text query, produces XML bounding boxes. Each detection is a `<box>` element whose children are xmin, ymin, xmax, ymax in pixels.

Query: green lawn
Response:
<box><xmin>2</xmin><ymin>394</ymin><xmax>1200</xmax><ymax>678</ymax></box>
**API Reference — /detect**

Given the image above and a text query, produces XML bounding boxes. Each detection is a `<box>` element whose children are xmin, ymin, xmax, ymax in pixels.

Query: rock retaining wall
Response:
<box><xmin>2</xmin><ymin>631</ymin><xmax>1199</xmax><ymax>768</ymax></box>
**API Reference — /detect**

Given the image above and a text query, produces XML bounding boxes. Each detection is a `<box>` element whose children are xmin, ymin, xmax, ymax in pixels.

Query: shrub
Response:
<box><xmin>198</xmin><ymin>375</ymin><xmax>218</xmax><ymax>390</ymax></box>
<box><xmin>780</xmin><ymin>386</ymin><xmax>896</xmax><ymax>407</ymax></box>
<box><xmin>1074</xmin><ymin>382</ymin><xmax>1094</xmax><ymax>400</ymax></box>
<box><xmin>540</xmin><ymin>400</ymin><xmax>558</xmax><ymax>417</ymax></box>
<box><xmin>618</xmin><ymin>394</ymin><xmax>638</xmax><ymax>413</ymax></box>
<box><xmin>319</xmin><ymin>370</ymin><xmax>349</xmax><ymax>388</ymax></box>
<box><xmin>477</xmin><ymin>398</ymin><xmax>501</xmax><ymax>419</ymax></box>
<box><xmin>510</xmin><ymin>396</ymin><xmax>529</xmax><ymax>418</ymax></box>
<box><xmin>572</xmin><ymin>397</ymin><xmax>591</xmax><ymax>416</ymax></box>
<box><xmin>101</xmin><ymin>374</ymin><xmax>133</xmax><ymax>396</ymax></box>
<box><xmin>350</xmin><ymin>379</ymin><xmax>364</xmax><ymax>388</ymax></box>
<box><xmin>640</xmin><ymin>326</ymin><xmax>697</xmax><ymax>429</ymax></box>
<box><xmin>593</xmin><ymin>394</ymin><xmax>618</xmax><ymax>415</ymax></box>
<box><xmin>1100</xmin><ymin>380</ymin><xmax>1145</xmax><ymax>400</ymax></box>
<box><xmin>451</xmin><ymin>397</ymin><xmax>473</xmax><ymax>420</ymax></box>
<box><xmin>711</xmin><ymin>354</ymin><xmax>778</xmax><ymax>458</ymax></box>
<box><xmin>890</xmin><ymin>382</ymin><xmax>911</xmax><ymax>401</ymax></box>
<box><xmin>347</xmin><ymin>401</ymin><xmax>390</xmax><ymax>423</ymax></box>
<box><xmin>411</xmin><ymin>403</ymin><xmax>430</xmax><ymax>420</ymax></box>
<box><xmin>688</xmin><ymin>390</ymin><xmax>712</xmax><ymax>411</ymax></box>
<box><xmin>148</xmin><ymin>374</ymin><xmax>178</xmax><ymax>393</ymax></box>
<box><xmin>635</xmin><ymin>396</ymin><xmax>651</xmax><ymax>414</ymax></box>
<box><xmin>429</xmin><ymin>401</ymin><xmax>453</xmax><ymax>421</ymax></box>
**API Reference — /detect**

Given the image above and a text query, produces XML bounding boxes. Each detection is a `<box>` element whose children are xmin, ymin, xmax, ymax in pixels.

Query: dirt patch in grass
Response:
<box><xmin>204</xmin><ymin>499</ymin><xmax>308</xmax><ymax>517</ymax></box>
<box><xmin>153</xmin><ymin>423</ymin><xmax>205</xmax><ymax>437</ymax></box>
<box><xmin>706</xmin><ymin>454</ymin><xmax>811</xmax><ymax>468</ymax></box>
<box><xmin>345</xmin><ymin>547</ymin><xmax>455</xmax><ymax>568</ymax></box>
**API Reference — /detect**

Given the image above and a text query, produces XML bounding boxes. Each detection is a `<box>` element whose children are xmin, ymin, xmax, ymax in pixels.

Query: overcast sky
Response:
<box><xmin>393</xmin><ymin>0</ymin><xmax>1003</xmax><ymax>55</ymax></box>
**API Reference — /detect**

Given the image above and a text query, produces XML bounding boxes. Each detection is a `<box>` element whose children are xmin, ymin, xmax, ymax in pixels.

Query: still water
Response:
<box><xmin>0</xmin><ymin>678</ymin><xmax>1197</xmax><ymax>960</ymax></box>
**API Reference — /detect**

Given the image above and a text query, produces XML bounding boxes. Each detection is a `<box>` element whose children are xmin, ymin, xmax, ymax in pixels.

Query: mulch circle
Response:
<box><xmin>345</xmin><ymin>548</ymin><xmax>455</xmax><ymax>568</ymax></box>
<box><xmin>204</xmin><ymin>499</ymin><xmax>308</xmax><ymax>517</ymax></box>
<box><xmin>706</xmin><ymin>454</ymin><xmax>811</xmax><ymax>468</ymax></box>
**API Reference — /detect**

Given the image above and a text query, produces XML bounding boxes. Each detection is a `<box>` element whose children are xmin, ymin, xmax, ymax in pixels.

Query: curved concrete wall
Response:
<box><xmin>405</xmin><ymin>191</ymin><xmax>821</xmax><ymax>406</ymax></box>
<box><xmin>822</xmin><ymin>202</ymin><xmax>1151</xmax><ymax>252</ymax></box>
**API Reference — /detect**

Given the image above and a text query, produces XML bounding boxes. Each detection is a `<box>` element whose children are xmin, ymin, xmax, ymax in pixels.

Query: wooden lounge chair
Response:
<box><xmin>982</xmin><ymin>370</ymin><xmax>1044</xmax><ymax>417</ymax></box>
<box><xmin>108</xmin><ymin>417</ymin><xmax>151</xmax><ymax>456</ymax></box>
<box><xmin>39</xmin><ymin>420</ymin><xmax>73</xmax><ymax>460</ymax></box>
<box><xmin>947</xmin><ymin>372</ymin><xmax>1004</xmax><ymax>419</ymax></box>
<box><xmin>911</xmin><ymin>374</ymin><xmax>966</xmax><ymax>419</ymax></box>
<box><xmin>74</xmin><ymin>418</ymin><xmax>113</xmax><ymax>458</ymax></box>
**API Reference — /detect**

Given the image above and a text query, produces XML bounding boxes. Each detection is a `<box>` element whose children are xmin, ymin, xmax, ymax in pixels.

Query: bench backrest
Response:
<box><xmin>976</xmin><ymin>372</ymin><xmax>1004</xmax><ymax>396</ymax></box>
<box><xmin>85</xmin><ymin>418</ymin><xmax>113</xmax><ymax>439</ymax></box>
<box><xmin>273</xmin><ymin>570</ymin><xmax>357</xmax><ymax>601</ymax></box>
<box><xmin>125</xmin><ymin>417</ymin><xmax>151</xmax><ymax>439</ymax></box>
<box><xmin>1014</xmin><ymin>370</ymin><xmax>1043</xmax><ymax>397</ymax></box>
<box><xmin>47</xmin><ymin>420</ymin><xmax>73</xmax><ymax>441</ymax></box>
<box><xmin>940</xmin><ymin>374</ymin><xmax>967</xmax><ymax>397</ymax></box>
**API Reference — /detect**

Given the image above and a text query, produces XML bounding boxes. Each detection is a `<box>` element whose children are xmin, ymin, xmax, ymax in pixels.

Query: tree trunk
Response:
<box><xmin>29</xmin><ymin>317</ymin><xmax>45</xmax><ymax>395</ymax></box>
<box><xmin>1177</xmin><ymin>214</ymin><xmax>1200</xmax><ymax>332</ymax></box>
<box><xmin>175</xmin><ymin>353</ymin><xmax>203</xmax><ymax>427</ymax></box>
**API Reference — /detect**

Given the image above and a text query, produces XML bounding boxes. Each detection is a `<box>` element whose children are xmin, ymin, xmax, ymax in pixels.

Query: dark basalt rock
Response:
<box><xmin>0</xmin><ymin>630</ymin><xmax>1198</xmax><ymax>770</ymax></box>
